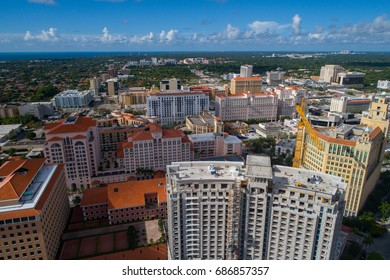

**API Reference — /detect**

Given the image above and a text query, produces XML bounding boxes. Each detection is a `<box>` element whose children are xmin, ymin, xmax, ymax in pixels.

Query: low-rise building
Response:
<box><xmin>18</xmin><ymin>102</ymin><xmax>54</xmax><ymax>120</ymax></box>
<box><xmin>188</xmin><ymin>132</ymin><xmax>242</xmax><ymax>159</ymax></box>
<box><xmin>0</xmin><ymin>159</ymin><xmax>70</xmax><ymax>260</ymax></box>
<box><xmin>224</xmin><ymin>121</ymin><xmax>248</xmax><ymax>135</ymax></box>
<box><xmin>0</xmin><ymin>124</ymin><xmax>23</xmax><ymax>143</ymax></box>
<box><xmin>255</xmin><ymin>122</ymin><xmax>291</xmax><ymax>138</ymax></box>
<box><xmin>377</xmin><ymin>80</ymin><xmax>390</xmax><ymax>90</ymax></box>
<box><xmin>0</xmin><ymin>104</ymin><xmax>19</xmax><ymax>118</ymax></box>
<box><xmin>53</xmin><ymin>90</ymin><xmax>93</xmax><ymax>108</ymax></box>
<box><xmin>330</xmin><ymin>96</ymin><xmax>371</xmax><ymax>113</ymax></box>
<box><xmin>80</xmin><ymin>178</ymin><xmax>167</xmax><ymax>224</ymax></box>
<box><xmin>337</xmin><ymin>72</ymin><xmax>365</xmax><ymax>86</ymax></box>
<box><xmin>185</xmin><ymin>112</ymin><xmax>223</xmax><ymax>134</ymax></box>
<box><xmin>275</xmin><ymin>139</ymin><xmax>295</xmax><ymax>155</ymax></box>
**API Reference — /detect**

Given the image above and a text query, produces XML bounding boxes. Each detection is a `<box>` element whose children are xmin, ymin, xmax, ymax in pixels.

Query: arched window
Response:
<box><xmin>51</xmin><ymin>143</ymin><xmax>60</xmax><ymax>148</ymax></box>
<box><xmin>75</xmin><ymin>141</ymin><xmax>84</xmax><ymax>146</ymax></box>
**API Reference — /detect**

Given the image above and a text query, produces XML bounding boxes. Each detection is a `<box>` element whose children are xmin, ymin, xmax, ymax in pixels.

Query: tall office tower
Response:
<box><xmin>230</xmin><ymin>77</ymin><xmax>262</xmax><ymax>94</ymax></box>
<box><xmin>319</xmin><ymin>65</ymin><xmax>345</xmax><ymax>83</ymax></box>
<box><xmin>160</xmin><ymin>78</ymin><xmax>181</xmax><ymax>91</ymax></box>
<box><xmin>147</xmin><ymin>91</ymin><xmax>209</xmax><ymax>125</ymax></box>
<box><xmin>266</xmin><ymin>69</ymin><xmax>285</xmax><ymax>86</ymax></box>
<box><xmin>240</xmin><ymin>65</ymin><xmax>253</xmax><ymax>78</ymax></box>
<box><xmin>0</xmin><ymin>159</ymin><xmax>70</xmax><ymax>260</ymax></box>
<box><xmin>107</xmin><ymin>78</ymin><xmax>119</xmax><ymax>96</ymax></box>
<box><xmin>43</xmin><ymin>116</ymin><xmax>101</xmax><ymax>190</ymax></box>
<box><xmin>90</xmin><ymin>77</ymin><xmax>101</xmax><ymax>93</ymax></box>
<box><xmin>294</xmin><ymin>96</ymin><xmax>390</xmax><ymax>217</ymax></box>
<box><xmin>166</xmin><ymin>155</ymin><xmax>346</xmax><ymax>260</ymax></box>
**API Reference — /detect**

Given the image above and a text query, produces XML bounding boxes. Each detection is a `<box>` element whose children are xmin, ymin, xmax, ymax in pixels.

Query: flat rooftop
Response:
<box><xmin>319</xmin><ymin>124</ymin><xmax>373</xmax><ymax>141</ymax></box>
<box><xmin>273</xmin><ymin>165</ymin><xmax>346</xmax><ymax>195</ymax></box>
<box><xmin>167</xmin><ymin>161</ymin><xmax>246</xmax><ymax>184</ymax></box>
<box><xmin>246</xmin><ymin>155</ymin><xmax>273</xmax><ymax>179</ymax></box>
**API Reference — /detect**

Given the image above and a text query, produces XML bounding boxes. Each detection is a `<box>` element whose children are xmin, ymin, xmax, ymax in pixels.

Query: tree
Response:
<box><xmin>367</xmin><ymin>251</ymin><xmax>385</xmax><ymax>260</ymax></box>
<box><xmin>379</xmin><ymin>201</ymin><xmax>390</xmax><ymax>223</ymax></box>
<box><xmin>25</xmin><ymin>131</ymin><xmax>37</xmax><ymax>140</ymax></box>
<box><xmin>72</xmin><ymin>196</ymin><xmax>81</xmax><ymax>205</ymax></box>
<box><xmin>363</xmin><ymin>234</ymin><xmax>373</xmax><ymax>248</ymax></box>
<box><xmin>358</xmin><ymin>212</ymin><xmax>375</xmax><ymax>232</ymax></box>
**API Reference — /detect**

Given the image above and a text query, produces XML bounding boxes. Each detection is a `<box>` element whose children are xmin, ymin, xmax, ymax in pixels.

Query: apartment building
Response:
<box><xmin>147</xmin><ymin>91</ymin><xmax>209</xmax><ymax>125</ymax></box>
<box><xmin>43</xmin><ymin>116</ymin><xmax>101</xmax><ymax>190</ymax></box>
<box><xmin>185</xmin><ymin>112</ymin><xmax>224</xmax><ymax>134</ymax></box>
<box><xmin>230</xmin><ymin>77</ymin><xmax>262</xmax><ymax>95</ymax></box>
<box><xmin>215</xmin><ymin>92</ymin><xmax>278</xmax><ymax>121</ymax></box>
<box><xmin>330</xmin><ymin>97</ymin><xmax>371</xmax><ymax>114</ymax></box>
<box><xmin>116</xmin><ymin>124</ymin><xmax>193</xmax><ymax>174</ymax></box>
<box><xmin>0</xmin><ymin>104</ymin><xmax>19</xmax><ymax>118</ymax></box>
<box><xmin>160</xmin><ymin>78</ymin><xmax>181</xmax><ymax>91</ymax></box>
<box><xmin>188</xmin><ymin>132</ymin><xmax>242</xmax><ymax>159</ymax></box>
<box><xmin>166</xmin><ymin>155</ymin><xmax>346</xmax><ymax>260</ymax></box>
<box><xmin>266</xmin><ymin>69</ymin><xmax>285</xmax><ymax>86</ymax></box>
<box><xmin>0</xmin><ymin>159</ymin><xmax>70</xmax><ymax>260</ymax></box>
<box><xmin>294</xmin><ymin>97</ymin><xmax>390</xmax><ymax>216</ymax></box>
<box><xmin>119</xmin><ymin>89</ymin><xmax>149</xmax><ymax>108</ymax></box>
<box><xmin>80</xmin><ymin>178</ymin><xmax>167</xmax><ymax>225</ymax></box>
<box><xmin>53</xmin><ymin>90</ymin><xmax>93</xmax><ymax>108</ymax></box>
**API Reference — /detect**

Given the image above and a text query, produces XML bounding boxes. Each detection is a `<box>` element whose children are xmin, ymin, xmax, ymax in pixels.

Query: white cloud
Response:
<box><xmin>28</xmin><ymin>0</ymin><xmax>56</xmax><ymax>5</ymax></box>
<box><xmin>292</xmin><ymin>14</ymin><xmax>301</xmax><ymax>34</ymax></box>
<box><xmin>101</xmin><ymin>27</ymin><xmax>112</xmax><ymax>43</ymax></box>
<box><xmin>225</xmin><ymin>24</ymin><xmax>240</xmax><ymax>39</ymax></box>
<box><xmin>159</xmin><ymin>29</ymin><xmax>178</xmax><ymax>42</ymax></box>
<box><xmin>248</xmin><ymin>21</ymin><xmax>280</xmax><ymax>34</ymax></box>
<box><xmin>24</xmin><ymin>28</ymin><xmax>58</xmax><ymax>41</ymax></box>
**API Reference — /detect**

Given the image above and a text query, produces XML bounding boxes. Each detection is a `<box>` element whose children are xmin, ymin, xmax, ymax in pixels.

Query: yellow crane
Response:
<box><xmin>292</xmin><ymin>98</ymin><xmax>324</xmax><ymax>168</ymax></box>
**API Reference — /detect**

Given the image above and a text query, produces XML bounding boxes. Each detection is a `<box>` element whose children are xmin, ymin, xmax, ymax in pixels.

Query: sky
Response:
<box><xmin>1</xmin><ymin>0</ymin><xmax>390</xmax><ymax>52</ymax></box>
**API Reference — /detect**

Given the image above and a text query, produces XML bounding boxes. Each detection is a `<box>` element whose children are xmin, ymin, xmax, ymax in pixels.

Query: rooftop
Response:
<box><xmin>273</xmin><ymin>165</ymin><xmax>347</xmax><ymax>196</ymax></box>
<box><xmin>316</xmin><ymin>123</ymin><xmax>380</xmax><ymax>144</ymax></box>
<box><xmin>246</xmin><ymin>155</ymin><xmax>273</xmax><ymax>179</ymax></box>
<box><xmin>44</xmin><ymin>116</ymin><xmax>96</xmax><ymax>135</ymax></box>
<box><xmin>167</xmin><ymin>161</ymin><xmax>246</xmax><ymax>185</ymax></box>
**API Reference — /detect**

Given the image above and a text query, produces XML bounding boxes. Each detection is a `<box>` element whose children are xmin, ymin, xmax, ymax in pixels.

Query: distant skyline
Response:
<box><xmin>1</xmin><ymin>0</ymin><xmax>390</xmax><ymax>52</ymax></box>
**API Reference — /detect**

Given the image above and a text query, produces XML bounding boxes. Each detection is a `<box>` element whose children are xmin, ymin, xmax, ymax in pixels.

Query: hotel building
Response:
<box><xmin>0</xmin><ymin>159</ymin><xmax>70</xmax><ymax>260</ymax></box>
<box><xmin>230</xmin><ymin>77</ymin><xmax>262</xmax><ymax>95</ymax></box>
<box><xmin>294</xmin><ymin>97</ymin><xmax>390</xmax><ymax>216</ymax></box>
<box><xmin>166</xmin><ymin>155</ymin><xmax>346</xmax><ymax>260</ymax></box>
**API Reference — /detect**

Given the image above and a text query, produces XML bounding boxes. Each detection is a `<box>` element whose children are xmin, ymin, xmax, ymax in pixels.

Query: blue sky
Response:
<box><xmin>1</xmin><ymin>0</ymin><xmax>390</xmax><ymax>51</ymax></box>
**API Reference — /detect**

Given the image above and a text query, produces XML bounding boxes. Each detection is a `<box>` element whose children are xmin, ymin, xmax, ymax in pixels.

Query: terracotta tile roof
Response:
<box><xmin>0</xmin><ymin>158</ymin><xmax>46</xmax><ymax>201</ymax></box>
<box><xmin>45</xmin><ymin>116</ymin><xmax>96</xmax><ymax>135</ymax></box>
<box><xmin>347</xmin><ymin>99</ymin><xmax>371</xmax><ymax>103</ymax></box>
<box><xmin>153</xmin><ymin>170</ymin><xmax>166</xmax><ymax>178</ymax></box>
<box><xmin>369</xmin><ymin>126</ymin><xmax>382</xmax><ymax>140</ymax></box>
<box><xmin>73</xmin><ymin>135</ymin><xmax>87</xmax><ymax>140</ymax></box>
<box><xmin>85</xmin><ymin>244</ymin><xmax>168</xmax><ymax>260</ymax></box>
<box><xmin>80</xmin><ymin>187</ymin><xmax>108</xmax><ymax>206</ymax></box>
<box><xmin>47</xmin><ymin>136</ymin><xmax>63</xmax><ymax>141</ymax></box>
<box><xmin>130</xmin><ymin>129</ymin><xmax>183</xmax><ymax>141</ymax></box>
<box><xmin>106</xmin><ymin>178</ymin><xmax>167</xmax><ymax>209</ymax></box>
<box><xmin>232</xmin><ymin>77</ymin><xmax>262</xmax><ymax>81</ymax></box>
<box><xmin>314</xmin><ymin>131</ymin><xmax>356</xmax><ymax>147</ymax></box>
<box><xmin>0</xmin><ymin>163</ymin><xmax>64</xmax><ymax>220</ymax></box>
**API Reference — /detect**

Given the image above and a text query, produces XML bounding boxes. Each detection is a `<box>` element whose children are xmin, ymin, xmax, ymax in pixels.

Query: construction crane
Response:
<box><xmin>293</xmin><ymin>98</ymin><xmax>324</xmax><ymax>168</ymax></box>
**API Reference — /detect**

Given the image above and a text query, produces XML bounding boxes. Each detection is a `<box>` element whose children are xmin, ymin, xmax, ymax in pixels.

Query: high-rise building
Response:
<box><xmin>160</xmin><ymin>78</ymin><xmax>181</xmax><ymax>91</ymax></box>
<box><xmin>166</xmin><ymin>155</ymin><xmax>346</xmax><ymax>260</ymax></box>
<box><xmin>294</xmin><ymin>97</ymin><xmax>390</xmax><ymax>216</ymax></box>
<box><xmin>107</xmin><ymin>78</ymin><xmax>119</xmax><ymax>96</ymax></box>
<box><xmin>43</xmin><ymin>116</ymin><xmax>101</xmax><ymax>190</ymax></box>
<box><xmin>147</xmin><ymin>91</ymin><xmax>209</xmax><ymax>125</ymax></box>
<box><xmin>230</xmin><ymin>77</ymin><xmax>262</xmax><ymax>95</ymax></box>
<box><xmin>0</xmin><ymin>159</ymin><xmax>70</xmax><ymax>260</ymax></box>
<box><xmin>90</xmin><ymin>77</ymin><xmax>101</xmax><ymax>93</ymax></box>
<box><xmin>240</xmin><ymin>65</ymin><xmax>253</xmax><ymax>78</ymax></box>
<box><xmin>266</xmin><ymin>69</ymin><xmax>285</xmax><ymax>86</ymax></box>
<box><xmin>319</xmin><ymin>65</ymin><xmax>345</xmax><ymax>83</ymax></box>
<box><xmin>337</xmin><ymin>72</ymin><xmax>365</xmax><ymax>86</ymax></box>
<box><xmin>215</xmin><ymin>92</ymin><xmax>278</xmax><ymax>121</ymax></box>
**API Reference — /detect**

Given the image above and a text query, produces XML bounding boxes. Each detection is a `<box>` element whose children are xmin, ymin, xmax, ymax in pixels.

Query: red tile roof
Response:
<box><xmin>232</xmin><ymin>77</ymin><xmax>262</xmax><ymax>81</ymax></box>
<box><xmin>0</xmin><ymin>158</ymin><xmax>46</xmax><ymax>201</ymax></box>
<box><xmin>80</xmin><ymin>187</ymin><xmax>108</xmax><ymax>206</ymax></box>
<box><xmin>45</xmin><ymin>116</ymin><xmax>96</xmax><ymax>135</ymax></box>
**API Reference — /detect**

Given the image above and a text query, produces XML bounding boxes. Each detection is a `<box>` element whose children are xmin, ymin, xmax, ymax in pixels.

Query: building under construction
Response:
<box><xmin>293</xmin><ymin>96</ymin><xmax>390</xmax><ymax>217</ymax></box>
<box><xmin>166</xmin><ymin>155</ymin><xmax>346</xmax><ymax>260</ymax></box>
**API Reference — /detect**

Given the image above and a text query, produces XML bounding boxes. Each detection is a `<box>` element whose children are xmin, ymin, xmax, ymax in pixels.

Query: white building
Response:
<box><xmin>166</xmin><ymin>155</ymin><xmax>346</xmax><ymax>260</ymax></box>
<box><xmin>18</xmin><ymin>102</ymin><xmax>54</xmax><ymax>120</ymax></box>
<box><xmin>319</xmin><ymin>65</ymin><xmax>345</xmax><ymax>83</ymax></box>
<box><xmin>215</xmin><ymin>92</ymin><xmax>277</xmax><ymax>121</ymax></box>
<box><xmin>240</xmin><ymin>65</ymin><xmax>253</xmax><ymax>78</ymax></box>
<box><xmin>53</xmin><ymin>90</ymin><xmax>93</xmax><ymax>108</ymax></box>
<box><xmin>266</xmin><ymin>69</ymin><xmax>285</xmax><ymax>86</ymax></box>
<box><xmin>147</xmin><ymin>91</ymin><xmax>209</xmax><ymax>125</ymax></box>
<box><xmin>377</xmin><ymin>80</ymin><xmax>390</xmax><ymax>90</ymax></box>
<box><xmin>160</xmin><ymin>78</ymin><xmax>181</xmax><ymax>91</ymax></box>
<box><xmin>188</xmin><ymin>132</ymin><xmax>242</xmax><ymax>159</ymax></box>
